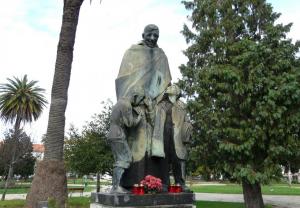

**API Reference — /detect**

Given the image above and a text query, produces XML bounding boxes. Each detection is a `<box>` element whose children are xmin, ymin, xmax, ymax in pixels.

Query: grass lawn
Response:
<box><xmin>0</xmin><ymin>185</ymin><xmax>94</xmax><ymax>194</ymax></box>
<box><xmin>196</xmin><ymin>201</ymin><xmax>272</xmax><ymax>208</ymax></box>
<box><xmin>0</xmin><ymin>183</ymin><xmax>31</xmax><ymax>194</ymax></box>
<box><xmin>0</xmin><ymin>198</ymin><xmax>274</xmax><ymax>208</ymax></box>
<box><xmin>1</xmin><ymin>183</ymin><xmax>298</xmax><ymax>195</ymax></box>
<box><xmin>67</xmin><ymin>197</ymin><xmax>90</xmax><ymax>208</ymax></box>
<box><xmin>0</xmin><ymin>198</ymin><xmax>90</xmax><ymax>208</ymax></box>
<box><xmin>0</xmin><ymin>200</ymin><xmax>25</xmax><ymax>208</ymax></box>
<box><xmin>0</xmin><ymin>188</ymin><xmax>29</xmax><ymax>194</ymax></box>
<box><xmin>191</xmin><ymin>183</ymin><xmax>300</xmax><ymax>195</ymax></box>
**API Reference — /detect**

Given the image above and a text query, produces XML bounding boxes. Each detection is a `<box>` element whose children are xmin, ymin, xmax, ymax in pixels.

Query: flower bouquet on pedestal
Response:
<box><xmin>140</xmin><ymin>175</ymin><xmax>162</xmax><ymax>194</ymax></box>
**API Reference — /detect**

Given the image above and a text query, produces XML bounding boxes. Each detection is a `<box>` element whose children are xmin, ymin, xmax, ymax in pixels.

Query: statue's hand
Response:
<box><xmin>132</xmin><ymin>107</ymin><xmax>143</xmax><ymax>125</ymax></box>
<box><xmin>136</xmin><ymin>113</ymin><xmax>142</xmax><ymax>123</ymax></box>
<box><xmin>144</xmin><ymin>97</ymin><xmax>153</xmax><ymax>110</ymax></box>
<box><xmin>134</xmin><ymin>106</ymin><xmax>142</xmax><ymax>115</ymax></box>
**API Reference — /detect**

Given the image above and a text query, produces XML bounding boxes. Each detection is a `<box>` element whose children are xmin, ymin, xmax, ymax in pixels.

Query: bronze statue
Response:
<box><xmin>150</xmin><ymin>84</ymin><xmax>192</xmax><ymax>190</ymax></box>
<box><xmin>109</xmin><ymin>25</ymin><xmax>192</xmax><ymax>192</ymax></box>
<box><xmin>115</xmin><ymin>24</ymin><xmax>172</xmax><ymax>100</ymax></box>
<box><xmin>114</xmin><ymin>24</ymin><xmax>172</xmax><ymax>190</ymax></box>
<box><xmin>165</xmin><ymin>84</ymin><xmax>192</xmax><ymax>191</ymax></box>
<box><xmin>108</xmin><ymin>88</ymin><xmax>144</xmax><ymax>193</ymax></box>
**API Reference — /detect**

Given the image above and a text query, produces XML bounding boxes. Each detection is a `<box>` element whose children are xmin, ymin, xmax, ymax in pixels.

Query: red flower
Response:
<box><xmin>140</xmin><ymin>175</ymin><xmax>162</xmax><ymax>193</ymax></box>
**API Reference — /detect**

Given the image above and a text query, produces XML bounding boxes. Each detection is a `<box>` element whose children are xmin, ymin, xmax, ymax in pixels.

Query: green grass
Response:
<box><xmin>67</xmin><ymin>197</ymin><xmax>90</xmax><ymax>208</ymax></box>
<box><xmin>191</xmin><ymin>184</ymin><xmax>242</xmax><ymax>194</ymax></box>
<box><xmin>0</xmin><ymin>188</ymin><xmax>29</xmax><ymax>194</ymax></box>
<box><xmin>191</xmin><ymin>183</ymin><xmax>300</xmax><ymax>195</ymax></box>
<box><xmin>0</xmin><ymin>197</ymin><xmax>90</xmax><ymax>208</ymax></box>
<box><xmin>197</xmin><ymin>201</ymin><xmax>244</xmax><ymax>208</ymax></box>
<box><xmin>0</xmin><ymin>200</ymin><xmax>25</xmax><ymax>208</ymax></box>
<box><xmin>261</xmin><ymin>184</ymin><xmax>300</xmax><ymax>195</ymax></box>
<box><xmin>2</xmin><ymin>183</ymin><xmax>299</xmax><ymax>195</ymax></box>
<box><xmin>196</xmin><ymin>201</ymin><xmax>272</xmax><ymax>208</ymax></box>
<box><xmin>0</xmin><ymin>199</ymin><xmax>274</xmax><ymax>208</ymax></box>
<box><xmin>0</xmin><ymin>185</ymin><xmax>95</xmax><ymax>195</ymax></box>
<box><xmin>0</xmin><ymin>183</ymin><xmax>31</xmax><ymax>194</ymax></box>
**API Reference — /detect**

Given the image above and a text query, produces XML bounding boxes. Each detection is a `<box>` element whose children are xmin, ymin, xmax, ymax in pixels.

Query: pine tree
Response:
<box><xmin>179</xmin><ymin>1</ymin><xmax>300</xmax><ymax>207</ymax></box>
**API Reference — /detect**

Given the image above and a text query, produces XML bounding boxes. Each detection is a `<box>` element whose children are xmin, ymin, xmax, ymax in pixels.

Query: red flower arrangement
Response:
<box><xmin>140</xmin><ymin>175</ymin><xmax>162</xmax><ymax>193</ymax></box>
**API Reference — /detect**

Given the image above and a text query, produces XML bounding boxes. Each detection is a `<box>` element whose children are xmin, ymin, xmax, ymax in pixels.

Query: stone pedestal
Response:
<box><xmin>90</xmin><ymin>192</ymin><xmax>195</xmax><ymax>208</ymax></box>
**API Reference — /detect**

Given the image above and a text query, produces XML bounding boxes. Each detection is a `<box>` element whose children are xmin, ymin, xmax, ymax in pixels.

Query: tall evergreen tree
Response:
<box><xmin>180</xmin><ymin>1</ymin><xmax>300</xmax><ymax>207</ymax></box>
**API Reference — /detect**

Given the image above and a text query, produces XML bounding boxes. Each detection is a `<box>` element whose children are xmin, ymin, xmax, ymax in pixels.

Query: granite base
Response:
<box><xmin>90</xmin><ymin>192</ymin><xmax>195</xmax><ymax>208</ymax></box>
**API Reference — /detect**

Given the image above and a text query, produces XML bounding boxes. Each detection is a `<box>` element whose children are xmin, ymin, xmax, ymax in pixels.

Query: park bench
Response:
<box><xmin>68</xmin><ymin>187</ymin><xmax>84</xmax><ymax>197</ymax></box>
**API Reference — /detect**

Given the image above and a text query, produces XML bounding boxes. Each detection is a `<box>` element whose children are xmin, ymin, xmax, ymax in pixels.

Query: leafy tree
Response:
<box><xmin>65</xmin><ymin>101</ymin><xmax>113</xmax><ymax>192</ymax></box>
<box><xmin>14</xmin><ymin>152</ymin><xmax>36</xmax><ymax>181</ymax></box>
<box><xmin>180</xmin><ymin>0</ymin><xmax>300</xmax><ymax>208</ymax></box>
<box><xmin>26</xmin><ymin>0</ymin><xmax>85</xmax><ymax>207</ymax></box>
<box><xmin>0</xmin><ymin>75</ymin><xmax>47</xmax><ymax>200</ymax></box>
<box><xmin>0</xmin><ymin>130</ymin><xmax>35</xmax><ymax>180</ymax></box>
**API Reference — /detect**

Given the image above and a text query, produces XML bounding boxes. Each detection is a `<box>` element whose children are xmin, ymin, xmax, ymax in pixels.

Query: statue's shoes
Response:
<box><xmin>110</xmin><ymin>186</ymin><xmax>130</xmax><ymax>194</ymax></box>
<box><xmin>181</xmin><ymin>184</ymin><xmax>191</xmax><ymax>192</ymax></box>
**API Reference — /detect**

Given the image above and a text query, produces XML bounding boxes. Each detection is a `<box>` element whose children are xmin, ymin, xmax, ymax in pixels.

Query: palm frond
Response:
<box><xmin>0</xmin><ymin>75</ymin><xmax>48</xmax><ymax>124</ymax></box>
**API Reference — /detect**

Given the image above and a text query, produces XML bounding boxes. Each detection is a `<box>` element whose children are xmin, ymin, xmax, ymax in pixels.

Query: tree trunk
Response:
<box><xmin>26</xmin><ymin>160</ymin><xmax>67</xmax><ymax>208</ymax></box>
<box><xmin>1</xmin><ymin>163</ymin><xmax>13</xmax><ymax>201</ymax></box>
<box><xmin>26</xmin><ymin>0</ymin><xmax>84</xmax><ymax>207</ymax></box>
<box><xmin>287</xmin><ymin>166</ymin><xmax>292</xmax><ymax>187</ymax></box>
<box><xmin>96</xmin><ymin>172</ymin><xmax>100</xmax><ymax>192</ymax></box>
<box><xmin>242</xmin><ymin>180</ymin><xmax>264</xmax><ymax>208</ymax></box>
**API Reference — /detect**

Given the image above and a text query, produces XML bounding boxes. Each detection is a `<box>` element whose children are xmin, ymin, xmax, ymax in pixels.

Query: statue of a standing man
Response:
<box><xmin>115</xmin><ymin>24</ymin><xmax>172</xmax><ymax>189</ymax></box>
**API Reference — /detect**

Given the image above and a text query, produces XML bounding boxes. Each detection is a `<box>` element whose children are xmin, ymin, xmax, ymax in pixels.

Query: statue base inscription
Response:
<box><xmin>90</xmin><ymin>192</ymin><xmax>195</xmax><ymax>208</ymax></box>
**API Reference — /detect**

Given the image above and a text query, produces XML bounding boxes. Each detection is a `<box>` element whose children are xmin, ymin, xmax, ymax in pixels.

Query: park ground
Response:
<box><xmin>1</xmin><ymin>180</ymin><xmax>300</xmax><ymax>208</ymax></box>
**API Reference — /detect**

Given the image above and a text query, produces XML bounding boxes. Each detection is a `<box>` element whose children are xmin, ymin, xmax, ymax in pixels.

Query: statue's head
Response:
<box><xmin>142</xmin><ymin>24</ymin><xmax>159</xmax><ymax>48</ymax></box>
<box><xmin>129</xmin><ymin>87</ymin><xmax>145</xmax><ymax>106</ymax></box>
<box><xmin>165</xmin><ymin>84</ymin><xmax>181</xmax><ymax>104</ymax></box>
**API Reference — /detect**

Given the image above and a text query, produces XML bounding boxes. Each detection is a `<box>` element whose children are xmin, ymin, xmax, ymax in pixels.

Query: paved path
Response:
<box><xmin>3</xmin><ymin>192</ymin><xmax>300</xmax><ymax>208</ymax></box>
<box><xmin>195</xmin><ymin>193</ymin><xmax>300</xmax><ymax>208</ymax></box>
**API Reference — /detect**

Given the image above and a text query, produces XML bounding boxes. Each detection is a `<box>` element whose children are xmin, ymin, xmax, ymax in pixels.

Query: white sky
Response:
<box><xmin>0</xmin><ymin>0</ymin><xmax>299</xmax><ymax>143</ymax></box>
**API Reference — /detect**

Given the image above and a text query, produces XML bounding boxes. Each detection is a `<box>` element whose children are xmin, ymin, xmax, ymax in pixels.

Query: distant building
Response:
<box><xmin>32</xmin><ymin>143</ymin><xmax>45</xmax><ymax>160</ymax></box>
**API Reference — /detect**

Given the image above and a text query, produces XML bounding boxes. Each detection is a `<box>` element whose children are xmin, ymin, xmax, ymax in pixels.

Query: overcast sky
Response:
<box><xmin>0</xmin><ymin>0</ymin><xmax>299</xmax><ymax>143</ymax></box>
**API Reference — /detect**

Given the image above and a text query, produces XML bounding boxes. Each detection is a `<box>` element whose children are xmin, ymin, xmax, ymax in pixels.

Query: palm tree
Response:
<box><xmin>26</xmin><ymin>0</ymin><xmax>85</xmax><ymax>207</ymax></box>
<box><xmin>0</xmin><ymin>75</ymin><xmax>47</xmax><ymax>201</ymax></box>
